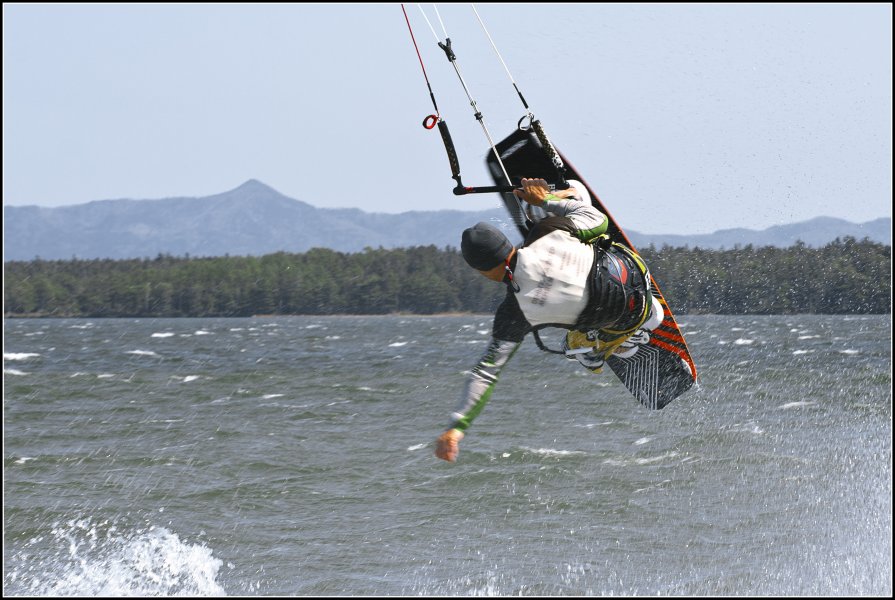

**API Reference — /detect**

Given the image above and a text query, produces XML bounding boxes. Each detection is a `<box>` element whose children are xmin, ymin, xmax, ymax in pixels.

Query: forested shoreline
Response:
<box><xmin>4</xmin><ymin>237</ymin><xmax>890</xmax><ymax>317</ymax></box>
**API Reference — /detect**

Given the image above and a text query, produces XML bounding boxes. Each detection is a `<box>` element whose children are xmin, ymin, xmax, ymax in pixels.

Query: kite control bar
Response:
<box><xmin>433</xmin><ymin>114</ymin><xmax>528</xmax><ymax>195</ymax></box>
<box><xmin>454</xmin><ymin>184</ymin><xmax>518</xmax><ymax>195</ymax></box>
<box><xmin>403</xmin><ymin>5</ymin><xmax>568</xmax><ymax>197</ymax></box>
<box><xmin>453</xmin><ymin>181</ymin><xmax>568</xmax><ymax>196</ymax></box>
<box><xmin>435</xmin><ymin>109</ymin><xmax>566</xmax><ymax>196</ymax></box>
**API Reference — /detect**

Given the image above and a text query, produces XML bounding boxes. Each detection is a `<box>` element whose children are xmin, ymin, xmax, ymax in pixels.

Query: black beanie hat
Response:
<box><xmin>461</xmin><ymin>222</ymin><xmax>513</xmax><ymax>270</ymax></box>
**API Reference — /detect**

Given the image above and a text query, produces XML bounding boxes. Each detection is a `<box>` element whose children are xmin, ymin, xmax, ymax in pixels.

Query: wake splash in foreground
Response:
<box><xmin>4</xmin><ymin>517</ymin><xmax>228</xmax><ymax>596</ymax></box>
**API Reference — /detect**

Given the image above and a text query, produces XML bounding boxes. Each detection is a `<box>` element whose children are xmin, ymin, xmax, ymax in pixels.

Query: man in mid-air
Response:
<box><xmin>435</xmin><ymin>178</ymin><xmax>663</xmax><ymax>462</ymax></box>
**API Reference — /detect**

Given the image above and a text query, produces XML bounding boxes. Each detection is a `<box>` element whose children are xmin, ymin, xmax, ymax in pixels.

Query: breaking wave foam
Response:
<box><xmin>4</xmin><ymin>518</ymin><xmax>227</xmax><ymax>596</ymax></box>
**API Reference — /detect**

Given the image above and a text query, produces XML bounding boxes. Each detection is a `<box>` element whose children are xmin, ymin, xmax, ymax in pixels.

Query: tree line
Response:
<box><xmin>3</xmin><ymin>237</ymin><xmax>890</xmax><ymax>318</ymax></box>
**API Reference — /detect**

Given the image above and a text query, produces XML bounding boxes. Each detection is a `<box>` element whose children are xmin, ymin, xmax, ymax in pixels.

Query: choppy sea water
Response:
<box><xmin>3</xmin><ymin>315</ymin><xmax>892</xmax><ymax>596</ymax></box>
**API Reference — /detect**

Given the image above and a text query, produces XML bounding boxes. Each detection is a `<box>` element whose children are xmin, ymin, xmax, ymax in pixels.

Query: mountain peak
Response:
<box><xmin>221</xmin><ymin>179</ymin><xmax>301</xmax><ymax>207</ymax></box>
<box><xmin>233</xmin><ymin>179</ymin><xmax>276</xmax><ymax>193</ymax></box>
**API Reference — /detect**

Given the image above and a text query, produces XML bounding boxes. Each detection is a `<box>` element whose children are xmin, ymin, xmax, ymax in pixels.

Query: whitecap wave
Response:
<box><xmin>520</xmin><ymin>447</ymin><xmax>587</xmax><ymax>457</ymax></box>
<box><xmin>603</xmin><ymin>451</ymin><xmax>680</xmax><ymax>467</ymax></box>
<box><xmin>5</xmin><ymin>352</ymin><xmax>40</xmax><ymax>360</ymax></box>
<box><xmin>635</xmin><ymin>451</ymin><xmax>680</xmax><ymax>465</ymax></box>
<box><xmin>779</xmin><ymin>401</ymin><xmax>817</xmax><ymax>409</ymax></box>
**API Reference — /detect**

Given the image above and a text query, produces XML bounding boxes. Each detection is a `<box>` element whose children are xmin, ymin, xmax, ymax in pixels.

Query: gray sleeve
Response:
<box><xmin>448</xmin><ymin>337</ymin><xmax>521</xmax><ymax>432</ymax></box>
<box><xmin>542</xmin><ymin>197</ymin><xmax>608</xmax><ymax>242</ymax></box>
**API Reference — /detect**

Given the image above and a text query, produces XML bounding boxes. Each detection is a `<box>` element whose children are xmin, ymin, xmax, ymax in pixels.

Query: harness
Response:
<box><xmin>531</xmin><ymin>235</ymin><xmax>652</xmax><ymax>355</ymax></box>
<box><xmin>578</xmin><ymin>237</ymin><xmax>652</xmax><ymax>334</ymax></box>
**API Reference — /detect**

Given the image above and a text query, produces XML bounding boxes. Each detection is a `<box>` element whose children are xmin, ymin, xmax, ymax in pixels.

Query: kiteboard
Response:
<box><xmin>485</xmin><ymin>128</ymin><xmax>697</xmax><ymax>410</ymax></box>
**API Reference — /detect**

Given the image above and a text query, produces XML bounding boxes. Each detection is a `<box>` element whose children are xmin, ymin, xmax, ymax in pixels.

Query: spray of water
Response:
<box><xmin>4</xmin><ymin>517</ymin><xmax>227</xmax><ymax>596</ymax></box>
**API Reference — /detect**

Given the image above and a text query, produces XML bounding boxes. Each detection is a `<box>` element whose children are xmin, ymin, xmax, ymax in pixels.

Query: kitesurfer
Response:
<box><xmin>435</xmin><ymin>178</ymin><xmax>664</xmax><ymax>462</ymax></box>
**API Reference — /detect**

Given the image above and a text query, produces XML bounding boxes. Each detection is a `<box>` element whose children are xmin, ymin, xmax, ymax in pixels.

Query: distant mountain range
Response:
<box><xmin>3</xmin><ymin>179</ymin><xmax>890</xmax><ymax>261</ymax></box>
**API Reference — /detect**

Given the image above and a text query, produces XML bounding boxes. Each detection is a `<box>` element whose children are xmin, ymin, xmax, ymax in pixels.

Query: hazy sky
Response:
<box><xmin>3</xmin><ymin>3</ymin><xmax>891</xmax><ymax>234</ymax></box>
